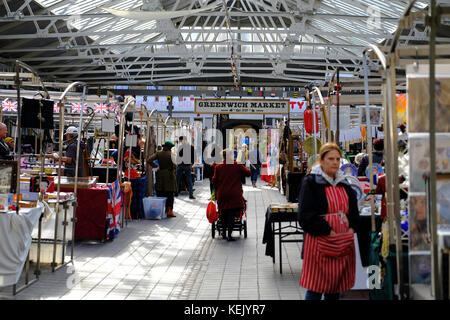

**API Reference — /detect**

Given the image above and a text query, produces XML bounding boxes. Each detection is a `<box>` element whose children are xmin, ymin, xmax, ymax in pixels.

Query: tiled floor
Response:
<box><xmin>0</xmin><ymin>178</ymin><xmax>368</xmax><ymax>300</ymax></box>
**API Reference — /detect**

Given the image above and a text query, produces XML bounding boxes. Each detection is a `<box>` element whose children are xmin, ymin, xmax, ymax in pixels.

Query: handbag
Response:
<box><xmin>317</xmin><ymin>231</ymin><xmax>355</xmax><ymax>258</ymax></box>
<box><xmin>206</xmin><ymin>195</ymin><xmax>219</xmax><ymax>223</ymax></box>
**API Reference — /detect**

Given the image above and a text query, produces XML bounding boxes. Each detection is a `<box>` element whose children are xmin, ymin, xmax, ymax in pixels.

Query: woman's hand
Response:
<box><xmin>329</xmin><ymin>230</ymin><xmax>337</xmax><ymax>236</ymax></box>
<box><xmin>348</xmin><ymin>228</ymin><xmax>355</xmax><ymax>234</ymax></box>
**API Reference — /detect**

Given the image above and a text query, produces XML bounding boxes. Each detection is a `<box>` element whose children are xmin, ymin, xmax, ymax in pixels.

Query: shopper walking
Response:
<box><xmin>248</xmin><ymin>146</ymin><xmax>261</xmax><ymax>188</ymax></box>
<box><xmin>147</xmin><ymin>140</ymin><xmax>177</xmax><ymax>217</ymax></box>
<box><xmin>176</xmin><ymin>136</ymin><xmax>196</xmax><ymax>199</ymax></box>
<box><xmin>237</xmin><ymin>144</ymin><xmax>249</xmax><ymax>185</ymax></box>
<box><xmin>212</xmin><ymin>149</ymin><xmax>251</xmax><ymax>241</ymax></box>
<box><xmin>298</xmin><ymin>143</ymin><xmax>360</xmax><ymax>300</ymax></box>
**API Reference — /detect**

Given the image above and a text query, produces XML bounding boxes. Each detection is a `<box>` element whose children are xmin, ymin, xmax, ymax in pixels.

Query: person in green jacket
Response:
<box><xmin>147</xmin><ymin>140</ymin><xmax>177</xmax><ymax>217</ymax></box>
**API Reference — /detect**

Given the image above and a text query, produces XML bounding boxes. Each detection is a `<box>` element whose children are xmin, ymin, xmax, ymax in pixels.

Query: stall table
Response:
<box><xmin>60</xmin><ymin>182</ymin><xmax>121</xmax><ymax>241</ymax></box>
<box><xmin>0</xmin><ymin>206</ymin><xmax>42</xmax><ymax>289</ymax></box>
<box><xmin>30</xmin><ymin>196</ymin><xmax>76</xmax><ymax>268</ymax></box>
<box><xmin>263</xmin><ymin>204</ymin><xmax>303</xmax><ymax>274</ymax></box>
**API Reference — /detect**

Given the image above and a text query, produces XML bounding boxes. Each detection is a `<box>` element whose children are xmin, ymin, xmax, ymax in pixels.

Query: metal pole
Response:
<box><xmin>311</xmin><ymin>90</ymin><xmax>318</xmax><ymax>156</ymax></box>
<box><xmin>336</xmin><ymin>68</ymin><xmax>340</xmax><ymax>146</ymax></box>
<box><xmin>15</xmin><ymin>62</ymin><xmax>22</xmax><ymax>214</ymax></box>
<box><xmin>388</xmin><ymin>59</ymin><xmax>405</xmax><ymax>299</ymax></box>
<box><xmin>72</xmin><ymin>85</ymin><xmax>87</xmax><ymax>258</ymax></box>
<box><xmin>106</xmin><ymin>132</ymin><xmax>111</xmax><ymax>183</ymax></box>
<box><xmin>429</xmin><ymin>0</ymin><xmax>441</xmax><ymax>299</ymax></box>
<box><xmin>363</xmin><ymin>53</ymin><xmax>376</xmax><ymax>233</ymax></box>
<box><xmin>383</xmin><ymin>77</ymin><xmax>395</xmax><ymax>247</ymax></box>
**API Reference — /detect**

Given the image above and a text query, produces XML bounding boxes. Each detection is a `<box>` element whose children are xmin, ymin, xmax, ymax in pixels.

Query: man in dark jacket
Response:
<box><xmin>62</xmin><ymin>126</ymin><xmax>84</xmax><ymax>177</ymax></box>
<box><xmin>0</xmin><ymin>123</ymin><xmax>12</xmax><ymax>160</ymax></box>
<box><xmin>175</xmin><ymin>136</ymin><xmax>196</xmax><ymax>199</ymax></box>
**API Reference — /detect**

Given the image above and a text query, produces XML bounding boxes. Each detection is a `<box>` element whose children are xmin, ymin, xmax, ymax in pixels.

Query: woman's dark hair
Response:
<box><xmin>373</xmin><ymin>139</ymin><xmax>384</xmax><ymax>152</ymax></box>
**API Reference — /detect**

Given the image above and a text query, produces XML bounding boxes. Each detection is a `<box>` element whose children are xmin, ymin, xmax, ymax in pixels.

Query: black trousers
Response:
<box><xmin>156</xmin><ymin>190</ymin><xmax>174</xmax><ymax>212</ymax></box>
<box><xmin>220</xmin><ymin>208</ymin><xmax>240</xmax><ymax>238</ymax></box>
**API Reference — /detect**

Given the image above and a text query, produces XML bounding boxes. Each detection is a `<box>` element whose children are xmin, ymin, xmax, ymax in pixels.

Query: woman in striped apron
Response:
<box><xmin>298</xmin><ymin>143</ymin><xmax>360</xmax><ymax>300</ymax></box>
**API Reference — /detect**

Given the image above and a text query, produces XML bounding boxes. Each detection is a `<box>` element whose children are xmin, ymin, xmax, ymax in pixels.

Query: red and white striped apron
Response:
<box><xmin>299</xmin><ymin>186</ymin><xmax>356</xmax><ymax>293</ymax></box>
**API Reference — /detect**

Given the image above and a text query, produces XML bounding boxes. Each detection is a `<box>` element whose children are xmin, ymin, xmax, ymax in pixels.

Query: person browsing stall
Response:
<box><xmin>298</xmin><ymin>143</ymin><xmax>360</xmax><ymax>300</ymax></box>
<box><xmin>0</xmin><ymin>123</ymin><xmax>12</xmax><ymax>160</ymax></box>
<box><xmin>52</xmin><ymin>126</ymin><xmax>84</xmax><ymax>177</ymax></box>
<box><xmin>147</xmin><ymin>140</ymin><xmax>177</xmax><ymax>218</ymax></box>
<box><xmin>212</xmin><ymin>149</ymin><xmax>251</xmax><ymax>241</ymax></box>
<box><xmin>5</xmin><ymin>137</ymin><xmax>14</xmax><ymax>152</ymax></box>
<box><xmin>357</xmin><ymin>139</ymin><xmax>384</xmax><ymax>176</ymax></box>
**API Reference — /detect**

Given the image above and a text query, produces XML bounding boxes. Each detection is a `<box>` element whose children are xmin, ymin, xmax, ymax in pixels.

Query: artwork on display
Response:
<box><xmin>358</xmin><ymin>106</ymin><xmax>383</xmax><ymax>127</ymax></box>
<box><xmin>330</xmin><ymin>105</ymin><xmax>350</xmax><ymax>130</ymax></box>
<box><xmin>409</xmin><ymin>254</ymin><xmax>431</xmax><ymax>285</ymax></box>
<box><xmin>408</xmin><ymin>133</ymin><xmax>450</xmax><ymax>192</ymax></box>
<box><xmin>0</xmin><ymin>193</ymin><xmax>11</xmax><ymax>212</ymax></box>
<box><xmin>436</xmin><ymin>174</ymin><xmax>450</xmax><ymax>225</ymax></box>
<box><xmin>340</xmin><ymin>163</ymin><xmax>358</xmax><ymax>177</ymax></box>
<box><xmin>407</xmin><ymin>77</ymin><xmax>450</xmax><ymax>133</ymax></box>
<box><xmin>0</xmin><ymin>161</ymin><xmax>17</xmax><ymax>194</ymax></box>
<box><xmin>345</xmin><ymin>175</ymin><xmax>364</xmax><ymax>204</ymax></box>
<box><xmin>365</xmin><ymin>163</ymin><xmax>384</xmax><ymax>178</ymax></box>
<box><xmin>409</xmin><ymin>194</ymin><xmax>430</xmax><ymax>251</ymax></box>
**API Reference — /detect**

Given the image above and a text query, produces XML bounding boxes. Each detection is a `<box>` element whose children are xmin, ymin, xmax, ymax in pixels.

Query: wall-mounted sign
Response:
<box><xmin>195</xmin><ymin>99</ymin><xmax>290</xmax><ymax>115</ymax></box>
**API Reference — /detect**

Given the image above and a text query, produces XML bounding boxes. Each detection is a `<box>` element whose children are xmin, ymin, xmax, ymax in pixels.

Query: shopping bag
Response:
<box><xmin>206</xmin><ymin>199</ymin><xmax>219</xmax><ymax>223</ymax></box>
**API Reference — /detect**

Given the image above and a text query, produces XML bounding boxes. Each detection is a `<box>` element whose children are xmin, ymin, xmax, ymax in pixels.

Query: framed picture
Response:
<box><xmin>0</xmin><ymin>161</ymin><xmax>17</xmax><ymax>194</ymax></box>
<box><xmin>409</xmin><ymin>194</ymin><xmax>430</xmax><ymax>251</ymax></box>
<box><xmin>409</xmin><ymin>254</ymin><xmax>431</xmax><ymax>285</ymax></box>
<box><xmin>359</xmin><ymin>106</ymin><xmax>382</xmax><ymax>126</ymax></box>
<box><xmin>340</xmin><ymin>163</ymin><xmax>358</xmax><ymax>177</ymax></box>
<box><xmin>409</xmin><ymin>133</ymin><xmax>450</xmax><ymax>192</ymax></box>
<box><xmin>407</xmin><ymin>77</ymin><xmax>450</xmax><ymax>133</ymax></box>
<box><xmin>436</xmin><ymin>173</ymin><xmax>450</xmax><ymax>225</ymax></box>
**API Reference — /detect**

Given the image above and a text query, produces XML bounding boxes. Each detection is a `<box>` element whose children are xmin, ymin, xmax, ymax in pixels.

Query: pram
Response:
<box><xmin>211</xmin><ymin>199</ymin><xmax>247</xmax><ymax>239</ymax></box>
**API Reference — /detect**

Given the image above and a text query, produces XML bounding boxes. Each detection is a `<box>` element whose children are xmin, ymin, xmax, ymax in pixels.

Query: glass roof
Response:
<box><xmin>12</xmin><ymin>0</ymin><xmax>433</xmax><ymax>85</ymax></box>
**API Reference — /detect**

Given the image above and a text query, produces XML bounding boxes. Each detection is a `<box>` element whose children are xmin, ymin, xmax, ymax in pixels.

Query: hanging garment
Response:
<box><xmin>299</xmin><ymin>185</ymin><xmax>356</xmax><ymax>294</ymax></box>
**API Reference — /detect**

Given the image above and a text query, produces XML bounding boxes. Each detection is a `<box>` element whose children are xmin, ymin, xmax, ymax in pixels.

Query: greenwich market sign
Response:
<box><xmin>195</xmin><ymin>99</ymin><xmax>290</xmax><ymax>115</ymax></box>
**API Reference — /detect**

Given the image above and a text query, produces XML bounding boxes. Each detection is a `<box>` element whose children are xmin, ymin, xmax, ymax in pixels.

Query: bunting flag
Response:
<box><xmin>94</xmin><ymin>102</ymin><xmax>110</xmax><ymax>114</ymax></box>
<box><xmin>2</xmin><ymin>100</ymin><xmax>17</xmax><ymax>112</ymax></box>
<box><xmin>53</xmin><ymin>103</ymin><xmax>60</xmax><ymax>113</ymax></box>
<box><xmin>71</xmin><ymin>102</ymin><xmax>88</xmax><ymax>114</ymax></box>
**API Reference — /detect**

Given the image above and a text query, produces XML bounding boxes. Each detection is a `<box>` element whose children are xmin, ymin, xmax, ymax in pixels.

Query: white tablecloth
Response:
<box><xmin>0</xmin><ymin>206</ymin><xmax>42</xmax><ymax>287</ymax></box>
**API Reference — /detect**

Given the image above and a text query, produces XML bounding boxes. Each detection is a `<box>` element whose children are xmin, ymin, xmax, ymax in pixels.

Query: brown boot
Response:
<box><xmin>167</xmin><ymin>207</ymin><xmax>176</xmax><ymax>218</ymax></box>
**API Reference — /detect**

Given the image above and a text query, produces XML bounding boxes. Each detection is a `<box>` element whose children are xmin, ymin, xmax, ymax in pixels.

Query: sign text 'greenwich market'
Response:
<box><xmin>195</xmin><ymin>99</ymin><xmax>290</xmax><ymax>115</ymax></box>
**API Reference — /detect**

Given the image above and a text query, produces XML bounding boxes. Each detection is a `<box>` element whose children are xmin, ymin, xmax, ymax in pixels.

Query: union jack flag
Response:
<box><xmin>2</xmin><ymin>100</ymin><xmax>17</xmax><ymax>112</ymax></box>
<box><xmin>94</xmin><ymin>103</ymin><xmax>109</xmax><ymax>114</ymax></box>
<box><xmin>71</xmin><ymin>102</ymin><xmax>87</xmax><ymax>114</ymax></box>
<box><xmin>53</xmin><ymin>103</ymin><xmax>60</xmax><ymax>113</ymax></box>
<box><xmin>108</xmin><ymin>103</ymin><xmax>119</xmax><ymax>113</ymax></box>
<box><xmin>105</xmin><ymin>180</ymin><xmax>122</xmax><ymax>240</ymax></box>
